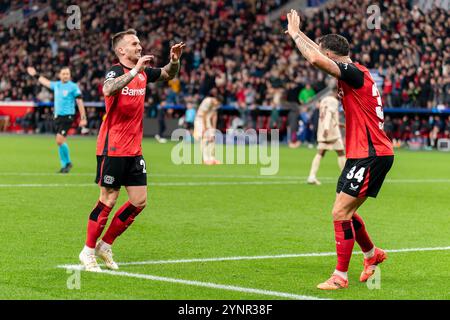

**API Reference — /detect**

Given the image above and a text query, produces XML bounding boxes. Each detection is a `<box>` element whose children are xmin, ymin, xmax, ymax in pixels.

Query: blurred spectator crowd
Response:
<box><xmin>306</xmin><ymin>0</ymin><xmax>449</xmax><ymax>108</ymax></box>
<box><xmin>0</xmin><ymin>0</ymin><xmax>448</xmax><ymax>108</ymax></box>
<box><xmin>0</xmin><ymin>0</ymin><xmax>449</xmax><ymax>147</ymax></box>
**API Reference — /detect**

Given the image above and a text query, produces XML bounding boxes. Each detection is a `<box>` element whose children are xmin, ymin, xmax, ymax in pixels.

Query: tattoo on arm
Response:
<box><xmin>300</xmin><ymin>31</ymin><xmax>320</xmax><ymax>50</ymax></box>
<box><xmin>293</xmin><ymin>33</ymin><xmax>341</xmax><ymax>77</ymax></box>
<box><xmin>293</xmin><ymin>33</ymin><xmax>319</xmax><ymax>64</ymax></box>
<box><xmin>103</xmin><ymin>72</ymin><xmax>135</xmax><ymax>96</ymax></box>
<box><xmin>160</xmin><ymin>61</ymin><xmax>180</xmax><ymax>81</ymax></box>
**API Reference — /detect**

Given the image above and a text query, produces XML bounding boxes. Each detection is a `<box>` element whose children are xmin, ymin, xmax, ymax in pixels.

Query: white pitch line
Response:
<box><xmin>0</xmin><ymin>181</ymin><xmax>302</xmax><ymax>188</ymax></box>
<box><xmin>57</xmin><ymin>245</ymin><xmax>450</xmax><ymax>300</ymax></box>
<box><xmin>0</xmin><ymin>172</ymin><xmax>332</xmax><ymax>180</ymax></box>
<box><xmin>58</xmin><ymin>246</ymin><xmax>450</xmax><ymax>269</ymax></box>
<box><xmin>59</xmin><ymin>267</ymin><xmax>326</xmax><ymax>300</ymax></box>
<box><xmin>2</xmin><ymin>178</ymin><xmax>450</xmax><ymax>188</ymax></box>
<box><xmin>0</xmin><ymin>183</ymin><xmax>95</xmax><ymax>188</ymax></box>
<box><xmin>2</xmin><ymin>172</ymin><xmax>450</xmax><ymax>184</ymax></box>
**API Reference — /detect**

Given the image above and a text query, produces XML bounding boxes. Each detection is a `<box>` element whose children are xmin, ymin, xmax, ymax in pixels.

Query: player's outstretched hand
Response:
<box><xmin>27</xmin><ymin>67</ymin><xmax>37</xmax><ymax>77</ymax></box>
<box><xmin>170</xmin><ymin>42</ymin><xmax>186</xmax><ymax>62</ymax></box>
<box><xmin>285</xmin><ymin>9</ymin><xmax>301</xmax><ymax>38</ymax></box>
<box><xmin>135</xmin><ymin>55</ymin><xmax>155</xmax><ymax>72</ymax></box>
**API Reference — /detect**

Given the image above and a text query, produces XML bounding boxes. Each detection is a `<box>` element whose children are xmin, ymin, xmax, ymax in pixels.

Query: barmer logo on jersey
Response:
<box><xmin>103</xmin><ymin>175</ymin><xmax>115</xmax><ymax>185</ymax></box>
<box><xmin>121</xmin><ymin>86</ymin><xmax>146</xmax><ymax>96</ymax></box>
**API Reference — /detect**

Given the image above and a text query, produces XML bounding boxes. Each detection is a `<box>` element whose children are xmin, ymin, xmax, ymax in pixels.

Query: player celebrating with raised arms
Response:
<box><xmin>285</xmin><ymin>10</ymin><xmax>394</xmax><ymax>289</ymax></box>
<box><xmin>27</xmin><ymin>66</ymin><xmax>87</xmax><ymax>173</ymax></box>
<box><xmin>79</xmin><ymin>29</ymin><xmax>184</xmax><ymax>272</ymax></box>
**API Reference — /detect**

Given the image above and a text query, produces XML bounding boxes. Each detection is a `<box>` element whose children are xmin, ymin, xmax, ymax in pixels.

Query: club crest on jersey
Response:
<box><xmin>103</xmin><ymin>175</ymin><xmax>115</xmax><ymax>185</ymax></box>
<box><xmin>105</xmin><ymin>71</ymin><xmax>116</xmax><ymax>80</ymax></box>
<box><xmin>138</xmin><ymin>73</ymin><xmax>145</xmax><ymax>81</ymax></box>
<box><xmin>63</xmin><ymin>90</ymin><xmax>68</xmax><ymax>97</ymax></box>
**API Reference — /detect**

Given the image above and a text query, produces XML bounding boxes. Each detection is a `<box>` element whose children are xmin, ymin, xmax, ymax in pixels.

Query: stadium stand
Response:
<box><xmin>0</xmin><ymin>0</ymin><xmax>448</xmax><ymax>147</ymax></box>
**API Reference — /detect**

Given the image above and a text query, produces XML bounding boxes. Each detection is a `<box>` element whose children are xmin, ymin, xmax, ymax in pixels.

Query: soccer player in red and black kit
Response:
<box><xmin>79</xmin><ymin>29</ymin><xmax>185</xmax><ymax>272</ymax></box>
<box><xmin>286</xmin><ymin>10</ymin><xmax>394</xmax><ymax>289</ymax></box>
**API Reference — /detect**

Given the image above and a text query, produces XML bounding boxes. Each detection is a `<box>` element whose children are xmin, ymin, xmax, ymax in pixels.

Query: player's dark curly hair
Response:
<box><xmin>317</xmin><ymin>34</ymin><xmax>350</xmax><ymax>56</ymax></box>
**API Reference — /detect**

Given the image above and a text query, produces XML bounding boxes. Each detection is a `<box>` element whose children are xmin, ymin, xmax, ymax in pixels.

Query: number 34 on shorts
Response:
<box><xmin>347</xmin><ymin>166</ymin><xmax>365</xmax><ymax>183</ymax></box>
<box><xmin>336</xmin><ymin>156</ymin><xmax>394</xmax><ymax>198</ymax></box>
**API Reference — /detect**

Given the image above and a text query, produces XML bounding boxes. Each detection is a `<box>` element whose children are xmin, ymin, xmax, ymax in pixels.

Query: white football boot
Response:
<box><xmin>307</xmin><ymin>177</ymin><xmax>322</xmax><ymax>185</ymax></box>
<box><xmin>79</xmin><ymin>250</ymin><xmax>102</xmax><ymax>272</ymax></box>
<box><xmin>95</xmin><ymin>241</ymin><xmax>119</xmax><ymax>270</ymax></box>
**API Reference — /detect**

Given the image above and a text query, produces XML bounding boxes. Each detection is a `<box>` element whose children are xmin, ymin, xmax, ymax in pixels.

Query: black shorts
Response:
<box><xmin>336</xmin><ymin>155</ymin><xmax>394</xmax><ymax>198</ymax></box>
<box><xmin>95</xmin><ymin>155</ymin><xmax>147</xmax><ymax>188</ymax></box>
<box><xmin>185</xmin><ymin>122</ymin><xmax>194</xmax><ymax>130</ymax></box>
<box><xmin>54</xmin><ymin>115</ymin><xmax>74</xmax><ymax>136</ymax></box>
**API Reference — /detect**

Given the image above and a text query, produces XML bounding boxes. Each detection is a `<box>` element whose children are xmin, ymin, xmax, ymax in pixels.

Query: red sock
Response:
<box><xmin>102</xmin><ymin>201</ymin><xmax>144</xmax><ymax>245</ymax></box>
<box><xmin>334</xmin><ymin>220</ymin><xmax>355</xmax><ymax>272</ymax></box>
<box><xmin>352</xmin><ymin>212</ymin><xmax>374</xmax><ymax>253</ymax></box>
<box><xmin>86</xmin><ymin>201</ymin><xmax>112</xmax><ymax>248</ymax></box>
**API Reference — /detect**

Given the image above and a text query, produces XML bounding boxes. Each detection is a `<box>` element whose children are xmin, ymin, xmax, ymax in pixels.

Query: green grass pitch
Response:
<box><xmin>0</xmin><ymin>134</ymin><xmax>449</xmax><ymax>300</ymax></box>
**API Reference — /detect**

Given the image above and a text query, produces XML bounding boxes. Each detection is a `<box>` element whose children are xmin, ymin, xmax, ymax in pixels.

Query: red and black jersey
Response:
<box><xmin>96</xmin><ymin>63</ymin><xmax>161</xmax><ymax>156</ymax></box>
<box><xmin>336</xmin><ymin>62</ymin><xmax>394</xmax><ymax>159</ymax></box>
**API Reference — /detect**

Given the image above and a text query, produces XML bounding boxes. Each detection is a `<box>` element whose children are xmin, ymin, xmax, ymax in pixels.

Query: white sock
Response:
<box><xmin>363</xmin><ymin>247</ymin><xmax>376</xmax><ymax>259</ymax></box>
<box><xmin>97</xmin><ymin>240</ymin><xmax>111</xmax><ymax>251</ymax></box>
<box><xmin>82</xmin><ymin>245</ymin><xmax>95</xmax><ymax>255</ymax></box>
<box><xmin>202</xmin><ymin>140</ymin><xmax>210</xmax><ymax>162</ymax></box>
<box><xmin>333</xmin><ymin>269</ymin><xmax>348</xmax><ymax>280</ymax></box>
<box><xmin>337</xmin><ymin>155</ymin><xmax>346</xmax><ymax>171</ymax></box>
<box><xmin>208</xmin><ymin>141</ymin><xmax>215</xmax><ymax>160</ymax></box>
<box><xmin>308</xmin><ymin>154</ymin><xmax>322</xmax><ymax>180</ymax></box>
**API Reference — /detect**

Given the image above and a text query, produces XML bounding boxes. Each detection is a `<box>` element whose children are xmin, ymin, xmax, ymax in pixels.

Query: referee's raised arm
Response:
<box><xmin>26</xmin><ymin>66</ymin><xmax>52</xmax><ymax>89</ymax></box>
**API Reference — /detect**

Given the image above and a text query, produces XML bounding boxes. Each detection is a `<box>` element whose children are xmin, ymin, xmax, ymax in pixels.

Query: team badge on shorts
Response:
<box><xmin>103</xmin><ymin>175</ymin><xmax>115</xmax><ymax>185</ymax></box>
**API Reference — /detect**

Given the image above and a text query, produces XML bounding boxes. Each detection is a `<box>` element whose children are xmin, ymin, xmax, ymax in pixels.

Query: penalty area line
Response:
<box><xmin>58</xmin><ymin>266</ymin><xmax>327</xmax><ymax>300</ymax></box>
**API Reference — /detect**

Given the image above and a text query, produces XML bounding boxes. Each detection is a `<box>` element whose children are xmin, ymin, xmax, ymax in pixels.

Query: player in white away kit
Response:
<box><xmin>307</xmin><ymin>95</ymin><xmax>346</xmax><ymax>185</ymax></box>
<box><xmin>193</xmin><ymin>96</ymin><xmax>221</xmax><ymax>165</ymax></box>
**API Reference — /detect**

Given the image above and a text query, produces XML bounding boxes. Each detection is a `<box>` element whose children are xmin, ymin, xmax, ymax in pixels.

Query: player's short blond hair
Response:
<box><xmin>111</xmin><ymin>29</ymin><xmax>137</xmax><ymax>54</ymax></box>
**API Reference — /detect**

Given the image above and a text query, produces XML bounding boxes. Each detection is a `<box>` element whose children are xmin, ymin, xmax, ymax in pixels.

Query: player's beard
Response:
<box><xmin>127</xmin><ymin>50</ymin><xmax>140</xmax><ymax>64</ymax></box>
<box><xmin>130</xmin><ymin>55</ymin><xmax>139</xmax><ymax>64</ymax></box>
